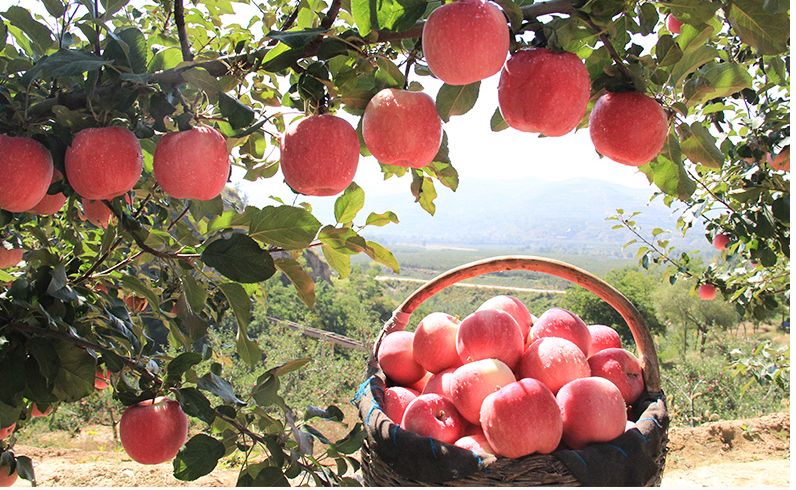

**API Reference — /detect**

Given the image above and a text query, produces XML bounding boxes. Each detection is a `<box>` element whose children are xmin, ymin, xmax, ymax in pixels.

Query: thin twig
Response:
<box><xmin>619</xmin><ymin>216</ymin><xmax>693</xmax><ymax>277</ymax></box>
<box><xmin>578</xmin><ymin>13</ymin><xmax>636</xmax><ymax>83</ymax></box>
<box><xmin>93</xmin><ymin>0</ymin><xmax>101</xmax><ymax>56</ymax></box>
<box><xmin>174</xmin><ymin>0</ymin><xmax>194</xmax><ymax>61</ymax></box>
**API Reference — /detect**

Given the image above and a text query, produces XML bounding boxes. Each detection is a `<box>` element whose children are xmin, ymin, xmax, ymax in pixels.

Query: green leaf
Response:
<box><xmin>120</xmin><ymin>275</ymin><xmax>161</xmax><ymax>315</ymax></box>
<box><xmin>669</xmin><ymin>44</ymin><xmax>718</xmax><ymax>87</ymax></box>
<box><xmin>1</xmin><ymin>6</ymin><xmax>54</xmax><ymax>54</ymax></box>
<box><xmin>173</xmin><ymin>434</ymin><xmax>225</xmax><ymax>481</ymax></box>
<box><xmin>167</xmin><ymin>353</ymin><xmax>203</xmax><ymax>382</ymax></box>
<box><xmin>42</xmin><ymin>0</ymin><xmax>66</xmax><ymax>17</ymax></box>
<box><xmin>655</xmin><ymin>35</ymin><xmax>683</xmax><ymax>67</ymax></box>
<box><xmin>365</xmin><ymin>241</ymin><xmax>400</xmax><ymax>273</ymax></box>
<box><xmin>51</xmin><ymin>341</ymin><xmax>95</xmax><ymax>402</ymax></box>
<box><xmin>365</xmin><ymin>211</ymin><xmax>399</xmax><ymax>227</ymax></box>
<box><xmin>219</xmin><ymin>93</ymin><xmax>255</xmax><ymax>129</ymax></box>
<box><xmin>248</xmin><ymin>206</ymin><xmax>321</xmax><ymax>249</ymax></box>
<box><xmin>351</xmin><ymin>0</ymin><xmax>427</xmax><ymax>36</ymax></box>
<box><xmin>639</xmin><ymin>135</ymin><xmax>696</xmax><ymax>200</ymax></box>
<box><xmin>181</xmin><ymin>67</ymin><xmax>221</xmax><ymax>96</ymax></box>
<box><xmin>334</xmin><ymin>423</ymin><xmax>366</xmax><ymax>454</ymax></box>
<box><xmin>490</xmin><ymin>107</ymin><xmax>509</xmax><ymax>132</ymax></box>
<box><xmin>436</xmin><ymin>82</ymin><xmax>480</xmax><ymax>122</ymax></box>
<box><xmin>492</xmin><ymin>0</ymin><xmax>523</xmax><ymax>31</ymax></box>
<box><xmin>274</xmin><ymin>258</ymin><xmax>316</xmax><ymax>308</ymax></box>
<box><xmin>14</xmin><ymin>456</ymin><xmax>35</xmax><ymax>485</ymax></box>
<box><xmin>182</xmin><ymin>274</ymin><xmax>207</xmax><ymax>313</ymax></box>
<box><xmin>197</xmin><ymin>372</ymin><xmax>245</xmax><ymax>405</ymax></box>
<box><xmin>249</xmin><ymin>466</ymin><xmax>290</xmax><ymax>486</ymax></box>
<box><xmin>680</xmin><ymin>122</ymin><xmax>724</xmax><ymax>168</ymax></box>
<box><xmin>105</xmin><ymin>28</ymin><xmax>148</xmax><ymax>73</ymax></box>
<box><xmin>218</xmin><ymin>282</ymin><xmax>262</xmax><ymax>367</ymax></box>
<box><xmin>728</xmin><ymin>0</ymin><xmax>789</xmax><ymax>55</ymax></box>
<box><xmin>682</xmin><ymin>62</ymin><xmax>753</xmax><ymax>107</ymax></box>
<box><xmin>660</xmin><ymin>1</ymin><xmax>720</xmax><ymax>24</ymax></box>
<box><xmin>22</xmin><ymin>49</ymin><xmax>111</xmax><ymax>84</ymax></box>
<box><xmin>176</xmin><ymin>387</ymin><xmax>215</xmax><ymax>424</ymax></box>
<box><xmin>147</xmin><ymin>46</ymin><xmax>182</xmax><ymax>72</ymax></box>
<box><xmin>318</xmin><ymin>226</ymin><xmax>368</xmax><ymax>255</ymax></box>
<box><xmin>334</xmin><ymin>182</ymin><xmax>365</xmax><ymax>224</ymax></box>
<box><xmin>425</xmin><ymin>161</ymin><xmax>459</xmax><ymax>192</ymax></box>
<box><xmin>410</xmin><ymin>173</ymin><xmax>437</xmax><ymax>215</ymax></box>
<box><xmin>270</xmin><ymin>358</ymin><xmax>310</xmax><ymax>376</ymax></box>
<box><xmin>266</xmin><ymin>28</ymin><xmax>324</xmax><ymax>48</ymax></box>
<box><xmin>322</xmin><ymin>244</ymin><xmax>351</xmax><ymax>278</ymax></box>
<box><xmin>201</xmin><ymin>234</ymin><xmax>276</xmax><ymax>283</ymax></box>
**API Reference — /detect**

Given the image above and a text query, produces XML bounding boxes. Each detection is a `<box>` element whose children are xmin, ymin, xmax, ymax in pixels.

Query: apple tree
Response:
<box><xmin>0</xmin><ymin>0</ymin><xmax>789</xmax><ymax>485</ymax></box>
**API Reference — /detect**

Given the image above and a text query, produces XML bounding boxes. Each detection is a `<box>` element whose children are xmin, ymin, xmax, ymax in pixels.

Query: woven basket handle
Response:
<box><xmin>378</xmin><ymin>256</ymin><xmax>661</xmax><ymax>392</ymax></box>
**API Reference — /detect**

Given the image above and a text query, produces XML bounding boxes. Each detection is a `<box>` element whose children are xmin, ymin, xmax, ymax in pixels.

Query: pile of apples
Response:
<box><xmin>378</xmin><ymin>295</ymin><xmax>645</xmax><ymax>458</ymax></box>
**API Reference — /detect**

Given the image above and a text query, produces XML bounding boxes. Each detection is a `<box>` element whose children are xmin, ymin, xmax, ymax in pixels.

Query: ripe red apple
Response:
<box><xmin>378</xmin><ymin>331</ymin><xmax>426</xmax><ymax>386</ymax></box>
<box><xmin>154</xmin><ymin>126</ymin><xmax>230</xmax><ymax>200</ymax></box>
<box><xmin>413</xmin><ymin>312</ymin><xmax>461</xmax><ymax>373</ymax></box>
<box><xmin>0</xmin><ymin>463</ymin><xmax>17</xmax><ymax>487</ymax></box>
<box><xmin>768</xmin><ymin>147</ymin><xmax>790</xmax><ymax>171</ymax></box>
<box><xmin>557</xmin><ymin>377</ymin><xmax>626</xmax><ymax>449</ymax></box>
<box><xmin>454</xmin><ymin>431</ymin><xmax>495</xmax><ymax>456</ymax></box>
<box><xmin>422</xmin><ymin>367</ymin><xmax>457</xmax><ymax>399</ymax></box>
<box><xmin>587</xmin><ymin>324</ymin><xmax>622</xmax><ymax>355</ymax></box>
<box><xmin>476</xmin><ymin>295</ymin><xmax>533</xmax><ymax>342</ymax></box>
<box><xmin>457</xmin><ymin>309</ymin><xmax>524</xmax><ymax>368</ymax></box>
<box><xmin>498</xmin><ymin>48</ymin><xmax>590</xmax><ymax>137</ymax></box>
<box><xmin>362</xmin><ymin>89</ymin><xmax>442</xmax><ymax>168</ymax></box>
<box><xmin>517</xmin><ymin>337</ymin><xmax>591</xmax><ymax>394</ymax></box>
<box><xmin>666</xmin><ymin>15</ymin><xmax>683</xmax><ymax>34</ymax></box>
<box><xmin>119</xmin><ymin>397</ymin><xmax>189</xmax><ymax>464</ymax></box>
<box><xmin>82</xmin><ymin>199</ymin><xmax>112</xmax><ymax>228</ymax></box>
<box><xmin>65</xmin><ymin>127</ymin><xmax>142</xmax><ymax>200</ymax></box>
<box><xmin>280</xmin><ymin>114</ymin><xmax>359</xmax><ymax>196</ymax></box>
<box><xmin>712</xmin><ymin>233</ymin><xmax>730</xmax><ymax>251</ymax></box>
<box><xmin>449</xmin><ymin>358</ymin><xmax>515</xmax><ymax>424</ymax></box>
<box><xmin>0</xmin><ymin>248</ymin><xmax>23</xmax><ymax>269</ymax></box>
<box><xmin>0</xmin><ymin>424</ymin><xmax>15</xmax><ymax>440</ymax></box>
<box><xmin>0</xmin><ymin>134</ymin><xmax>54</xmax><ymax>213</ymax></box>
<box><xmin>409</xmin><ymin>371</ymin><xmax>432</xmax><ymax>392</ymax></box>
<box><xmin>588</xmin><ymin>348</ymin><xmax>645</xmax><ymax>404</ymax></box>
<box><xmin>30</xmin><ymin>170</ymin><xmax>67</xmax><ymax>216</ymax></box>
<box><xmin>530</xmin><ymin>307</ymin><xmax>592</xmax><ymax>357</ymax></box>
<box><xmin>589</xmin><ymin>91</ymin><xmax>668</xmax><ymax>166</ymax></box>
<box><xmin>383</xmin><ymin>387</ymin><xmax>419</xmax><ymax>424</ymax></box>
<box><xmin>699</xmin><ymin>284</ymin><xmax>717</xmax><ymax>301</ymax></box>
<box><xmin>422</xmin><ymin>0</ymin><xmax>509</xmax><ymax>86</ymax></box>
<box><xmin>480</xmin><ymin>378</ymin><xmax>562</xmax><ymax>458</ymax></box>
<box><xmin>31</xmin><ymin>403</ymin><xmax>53</xmax><ymax>417</ymax></box>
<box><xmin>95</xmin><ymin>369</ymin><xmax>111</xmax><ymax>390</ymax></box>
<box><xmin>401</xmin><ymin>393</ymin><xmax>466</xmax><ymax>444</ymax></box>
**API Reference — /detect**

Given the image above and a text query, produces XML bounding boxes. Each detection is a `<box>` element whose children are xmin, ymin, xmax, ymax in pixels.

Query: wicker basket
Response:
<box><xmin>354</xmin><ymin>256</ymin><xmax>669</xmax><ymax>486</ymax></box>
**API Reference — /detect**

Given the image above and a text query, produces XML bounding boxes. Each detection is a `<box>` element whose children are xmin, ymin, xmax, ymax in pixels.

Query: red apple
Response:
<box><xmin>480</xmin><ymin>378</ymin><xmax>562</xmax><ymax>458</ymax></box>
<box><xmin>154</xmin><ymin>126</ymin><xmax>230</xmax><ymax>200</ymax></box>
<box><xmin>31</xmin><ymin>403</ymin><xmax>53</xmax><ymax>417</ymax></box>
<box><xmin>588</xmin><ymin>348</ymin><xmax>645</xmax><ymax>404</ymax></box>
<box><xmin>65</xmin><ymin>127</ymin><xmax>142</xmax><ymax>200</ymax></box>
<box><xmin>518</xmin><ymin>337</ymin><xmax>591</xmax><ymax>394</ymax></box>
<box><xmin>557</xmin><ymin>377</ymin><xmax>626</xmax><ymax>449</ymax></box>
<box><xmin>409</xmin><ymin>371</ymin><xmax>432</xmax><ymax>392</ymax></box>
<box><xmin>0</xmin><ymin>424</ymin><xmax>15</xmax><ymax>440</ymax></box>
<box><xmin>589</xmin><ymin>91</ymin><xmax>668</xmax><ymax>166</ymax></box>
<box><xmin>422</xmin><ymin>0</ymin><xmax>509</xmax><ymax>86</ymax></box>
<box><xmin>383</xmin><ymin>387</ymin><xmax>419</xmax><ymax>424</ymax></box>
<box><xmin>449</xmin><ymin>358</ymin><xmax>515</xmax><ymax>424</ymax></box>
<box><xmin>456</xmin><ymin>309</ymin><xmax>524</xmax><ymax>368</ymax></box>
<box><xmin>401</xmin><ymin>393</ymin><xmax>466</xmax><ymax>444</ymax></box>
<box><xmin>95</xmin><ymin>369</ymin><xmax>111</xmax><ymax>390</ymax></box>
<box><xmin>422</xmin><ymin>367</ymin><xmax>457</xmax><ymax>399</ymax></box>
<box><xmin>82</xmin><ymin>199</ymin><xmax>112</xmax><ymax>228</ymax></box>
<box><xmin>29</xmin><ymin>169</ymin><xmax>67</xmax><ymax>216</ymax></box>
<box><xmin>124</xmin><ymin>295</ymin><xmax>149</xmax><ymax>313</ymax></box>
<box><xmin>0</xmin><ymin>463</ymin><xmax>17</xmax><ymax>487</ymax></box>
<box><xmin>362</xmin><ymin>89</ymin><xmax>442</xmax><ymax>168</ymax></box>
<box><xmin>476</xmin><ymin>295</ymin><xmax>533</xmax><ymax>342</ymax></box>
<box><xmin>119</xmin><ymin>397</ymin><xmax>189</xmax><ymax>464</ymax></box>
<box><xmin>0</xmin><ymin>248</ymin><xmax>23</xmax><ymax>269</ymax></box>
<box><xmin>768</xmin><ymin>147</ymin><xmax>790</xmax><ymax>171</ymax></box>
<box><xmin>454</xmin><ymin>431</ymin><xmax>495</xmax><ymax>456</ymax></box>
<box><xmin>699</xmin><ymin>284</ymin><xmax>717</xmax><ymax>301</ymax></box>
<box><xmin>413</xmin><ymin>312</ymin><xmax>461</xmax><ymax>373</ymax></box>
<box><xmin>666</xmin><ymin>15</ymin><xmax>683</xmax><ymax>34</ymax></box>
<box><xmin>378</xmin><ymin>331</ymin><xmax>426</xmax><ymax>385</ymax></box>
<box><xmin>587</xmin><ymin>324</ymin><xmax>622</xmax><ymax>355</ymax></box>
<box><xmin>280</xmin><ymin>114</ymin><xmax>359</xmax><ymax>196</ymax></box>
<box><xmin>0</xmin><ymin>134</ymin><xmax>54</xmax><ymax>213</ymax></box>
<box><xmin>530</xmin><ymin>307</ymin><xmax>592</xmax><ymax>357</ymax></box>
<box><xmin>498</xmin><ymin>48</ymin><xmax>590</xmax><ymax>137</ymax></box>
<box><xmin>712</xmin><ymin>233</ymin><xmax>730</xmax><ymax>251</ymax></box>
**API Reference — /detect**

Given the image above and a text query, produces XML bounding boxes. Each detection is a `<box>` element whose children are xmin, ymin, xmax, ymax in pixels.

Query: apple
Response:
<box><xmin>557</xmin><ymin>377</ymin><xmax>626</xmax><ymax>449</ymax></box>
<box><xmin>0</xmin><ymin>424</ymin><xmax>15</xmax><ymax>440</ymax></box>
<box><xmin>31</xmin><ymin>403</ymin><xmax>53</xmax><ymax>417</ymax></box>
<box><xmin>712</xmin><ymin>232</ymin><xmax>730</xmax><ymax>251</ymax></box>
<box><xmin>422</xmin><ymin>367</ymin><xmax>457</xmax><ymax>399</ymax></box>
<box><xmin>0</xmin><ymin>248</ymin><xmax>23</xmax><ymax>269</ymax></box>
<box><xmin>120</xmin><ymin>397</ymin><xmax>189</xmax><ymax>464</ymax></box>
<box><xmin>65</xmin><ymin>126</ymin><xmax>142</xmax><ymax>200</ymax></box>
<box><xmin>530</xmin><ymin>307</ymin><xmax>592</xmax><ymax>357</ymax></box>
<box><xmin>454</xmin><ymin>431</ymin><xmax>495</xmax><ymax>456</ymax></box>
<box><xmin>699</xmin><ymin>284</ymin><xmax>717</xmax><ymax>301</ymax></box>
<box><xmin>0</xmin><ymin>135</ymin><xmax>54</xmax><ymax>213</ymax></box>
<box><xmin>0</xmin><ymin>463</ymin><xmax>17</xmax><ymax>487</ymax></box>
<box><xmin>422</xmin><ymin>0</ymin><xmax>509</xmax><ymax>86</ymax></box>
<box><xmin>457</xmin><ymin>309</ymin><xmax>524</xmax><ymax>368</ymax></box>
<box><xmin>378</xmin><ymin>331</ymin><xmax>426</xmax><ymax>386</ymax></box>
<box><xmin>476</xmin><ymin>295</ymin><xmax>533</xmax><ymax>342</ymax></box>
<box><xmin>280</xmin><ymin>114</ymin><xmax>359</xmax><ymax>196</ymax></box>
<box><xmin>153</xmin><ymin>126</ymin><xmax>230</xmax><ymax>200</ymax></box>
<box><xmin>412</xmin><ymin>312</ymin><xmax>461</xmax><ymax>373</ymax></box>
<box><xmin>409</xmin><ymin>371</ymin><xmax>433</xmax><ymax>392</ymax></box>
<box><xmin>124</xmin><ymin>295</ymin><xmax>149</xmax><ymax>313</ymax></box>
<box><xmin>95</xmin><ymin>369</ymin><xmax>111</xmax><ymax>390</ymax></box>
<box><xmin>666</xmin><ymin>15</ymin><xmax>683</xmax><ymax>34</ymax></box>
<box><xmin>449</xmin><ymin>358</ymin><xmax>515</xmax><ymax>424</ymax></box>
<box><xmin>401</xmin><ymin>393</ymin><xmax>466</xmax><ymax>444</ymax></box>
<box><xmin>588</xmin><ymin>348</ymin><xmax>645</xmax><ymax>404</ymax></box>
<box><xmin>587</xmin><ymin>324</ymin><xmax>622</xmax><ymax>355</ymax></box>
<box><xmin>768</xmin><ymin>147</ymin><xmax>790</xmax><ymax>171</ymax></box>
<box><xmin>589</xmin><ymin>91</ymin><xmax>668</xmax><ymax>166</ymax></box>
<box><xmin>498</xmin><ymin>48</ymin><xmax>590</xmax><ymax>137</ymax></box>
<box><xmin>383</xmin><ymin>387</ymin><xmax>419</xmax><ymax>424</ymax></box>
<box><xmin>362</xmin><ymin>89</ymin><xmax>442</xmax><ymax>168</ymax></box>
<box><xmin>82</xmin><ymin>199</ymin><xmax>112</xmax><ymax>228</ymax></box>
<box><xmin>480</xmin><ymin>378</ymin><xmax>562</xmax><ymax>458</ymax></box>
<box><xmin>517</xmin><ymin>337</ymin><xmax>591</xmax><ymax>394</ymax></box>
<box><xmin>30</xmin><ymin>170</ymin><xmax>67</xmax><ymax>216</ymax></box>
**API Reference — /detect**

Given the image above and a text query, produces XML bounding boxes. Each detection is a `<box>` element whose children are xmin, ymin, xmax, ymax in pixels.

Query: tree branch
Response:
<box><xmin>577</xmin><ymin>13</ymin><xmax>636</xmax><ymax>83</ymax></box>
<box><xmin>174</xmin><ymin>0</ymin><xmax>194</xmax><ymax>61</ymax></box>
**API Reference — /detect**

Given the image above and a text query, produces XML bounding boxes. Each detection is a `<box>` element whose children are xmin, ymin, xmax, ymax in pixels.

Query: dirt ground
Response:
<box><xmin>9</xmin><ymin>412</ymin><xmax>790</xmax><ymax>487</ymax></box>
